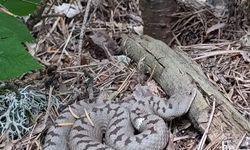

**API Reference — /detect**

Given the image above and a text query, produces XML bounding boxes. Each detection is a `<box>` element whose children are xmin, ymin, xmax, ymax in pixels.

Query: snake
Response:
<box><xmin>43</xmin><ymin>85</ymin><xmax>196</xmax><ymax>150</ymax></box>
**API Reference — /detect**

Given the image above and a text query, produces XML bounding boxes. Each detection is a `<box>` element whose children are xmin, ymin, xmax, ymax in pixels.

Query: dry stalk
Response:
<box><xmin>78</xmin><ymin>0</ymin><xmax>93</xmax><ymax>65</ymax></box>
<box><xmin>197</xmin><ymin>98</ymin><xmax>216</xmax><ymax>150</ymax></box>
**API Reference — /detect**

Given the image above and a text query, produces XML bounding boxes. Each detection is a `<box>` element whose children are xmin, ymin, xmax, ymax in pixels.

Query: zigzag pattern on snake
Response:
<box><xmin>43</xmin><ymin>85</ymin><xmax>196</xmax><ymax>150</ymax></box>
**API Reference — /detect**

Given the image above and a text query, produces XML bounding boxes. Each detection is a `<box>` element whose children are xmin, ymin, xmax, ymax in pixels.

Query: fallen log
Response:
<box><xmin>121</xmin><ymin>34</ymin><xmax>250</xmax><ymax>148</ymax></box>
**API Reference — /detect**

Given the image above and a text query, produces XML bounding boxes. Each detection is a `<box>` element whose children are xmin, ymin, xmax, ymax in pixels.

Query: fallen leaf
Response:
<box><xmin>88</xmin><ymin>31</ymin><xmax>119</xmax><ymax>59</ymax></box>
<box><xmin>114</xmin><ymin>55</ymin><xmax>131</xmax><ymax>65</ymax></box>
<box><xmin>133</xmin><ymin>25</ymin><xmax>144</xmax><ymax>36</ymax></box>
<box><xmin>240</xmin><ymin>51</ymin><xmax>250</xmax><ymax>63</ymax></box>
<box><xmin>127</xmin><ymin>13</ymin><xmax>143</xmax><ymax>24</ymax></box>
<box><xmin>240</xmin><ymin>34</ymin><xmax>250</xmax><ymax>46</ymax></box>
<box><xmin>0</xmin><ymin>135</ymin><xmax>13</xmax><ymax>150</ymax></box>
<box><xmin>55</xmin><ymin>3</ymin><xmax>81</xmax><ymax>18</ymax></box>
<box><xmin>206</xmin><ymin>23</ymin><xmax>225</xmax><ymax>34</ymax></box>
<box><xmin>146</xmin><ymin>80</ymin><xmax>161</xmax><ymax>95</ymax></box>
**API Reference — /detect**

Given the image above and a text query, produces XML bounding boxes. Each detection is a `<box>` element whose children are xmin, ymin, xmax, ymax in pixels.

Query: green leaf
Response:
<box><xmin>0</xmin><ymin>36</ymin><xmax>42</xmax><ymax>80</ymax></box>
<box><xmin>0</xmin><ymin>0</ymin><xmax>40</xmax><ymax>16</ymax></box>
<box><xmin>0</xmin><ymin>13</ymin><xmax>34</xmax><ymax>42</ymax></box>
<box><xmin>0</xmin><ymin>13</ymin><xmax>42</xmax><ymax>80</ymax></box>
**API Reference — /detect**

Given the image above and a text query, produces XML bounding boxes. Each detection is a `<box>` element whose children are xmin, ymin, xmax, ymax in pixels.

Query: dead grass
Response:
<box><xmin>170</xmin><ymin>2</ymin><xmax>250</xmax><ymax>149</ymax></box>
<box><xmin>171</xmin><ymin>3</ymin><xmax>250</xmax><ymax>121</ymax></box>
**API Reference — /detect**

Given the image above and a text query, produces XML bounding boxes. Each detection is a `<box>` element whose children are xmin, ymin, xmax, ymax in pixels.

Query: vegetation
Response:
<box><xmin>0</xmin><ymin>0</ymin><xmax>42</xmax><ymax>80</ymax></box>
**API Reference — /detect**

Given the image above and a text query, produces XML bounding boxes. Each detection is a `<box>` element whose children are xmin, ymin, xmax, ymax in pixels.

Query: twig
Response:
<box><xmin>59</xmin><ymin>62</ymin><xmax>109</xmax><ymax>70</ymax></box>
<box><xmin>41</xmin><ymin>17</ymin><xmax>61</xmax><ymax>43</ymax></box>
<box><xmin>236</xmin><ymin>132</ymin><xmax>247</xmax><ymax>150</ymax></box>
<box><xmin>117</xmin><ymin>69</ymin><xmax>135</xmax><ymax>93</ymax></box>
<box><xmin>0</xmin><ymin>6</ymin><xmax>17</xmax><ymax>17</ymax></box>
<box><xmin>204</xmin><ymin>133</ymin><xmax>224</xmax><ymax>150</ymax></box>
<box><xmin>147</xmin><ymin>64</ymin><xmax>156</xmax><ymax>82</ymax></box>
<box><xmin>57</xmin><ymin>24</ymin><xmax>75</xmax><ymax>63</ymax></box>
<box><xmin>84</xmin><ymin>108</ymin><xmax>94</xmax><ymax>126</ymax></box>
<box><xmin>28</xmin><ymin>131</ymin><xmax>42</xmax><ymax>150</ymax></box>
<box><xmin>197</xmin><ymin>97</ymin><xmax>216</xmax><ymax>150</ymax></box>
<box><xmin>44</xmin><ymin>86</ymin><xmax>54</xmax><ymax>124</ymax></box>
<box><xmin>172</xmin><ymin>32</ymin><xmax>182</xmax><ymax>46</ymax></box>
<box><xmin>107</xmin><ymin>69</ymin><xmax>135</xmax><ymax>101</ymax></box>
<box><xmin>26</xmin><ymin>114</ymin><xmax>43</xmax><ymax>150</ymax></box>
<box><xmin>103</xmin><ymin>44</ymin><xmax>116</xmax><ymax>62</ymax></box>
<box><xmin>173</xmin><ymin>135</ymin><xmax>194</xmax><ymax>142</ymax></box>
<box><xmin>78</xmin><ymin>0</ymin><xmax>93</xmax><ymax>65</ymax></box>
<box><xmin>57</xmin><ymin>71</ymin><xmax>86</xmax><ymax>75</ymax></box>
<box><xmin>193</xmin><ymin>50</ymin><xmax>244</xmax><ymax>60</ymax></box>
<box><xmin>69</xmin><ymin>105</ymin><xmax>80</xmax><ymax>119</ymax></box>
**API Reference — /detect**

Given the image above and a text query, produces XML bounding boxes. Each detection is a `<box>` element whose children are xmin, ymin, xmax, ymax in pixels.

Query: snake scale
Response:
<box><xmin>43</xmin><ymin>85</ymin><xmax>197</xmax><ymax>150</ymax></box>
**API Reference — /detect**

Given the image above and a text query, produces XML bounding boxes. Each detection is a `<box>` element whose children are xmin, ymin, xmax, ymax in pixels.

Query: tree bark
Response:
<box><xmin>121</xmin><ymin>34</ymin><xmax>250</xmax><ymax>147</ymax></box>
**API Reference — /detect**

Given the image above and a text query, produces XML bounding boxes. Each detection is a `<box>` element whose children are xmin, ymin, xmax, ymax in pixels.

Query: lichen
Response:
<box><xmin>0</xmin><ymin>86</ymin><xmax>60</xmax><ymax>140</ymax></box>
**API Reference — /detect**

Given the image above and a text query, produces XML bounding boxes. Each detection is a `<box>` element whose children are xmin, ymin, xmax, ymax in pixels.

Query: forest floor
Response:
<box><xmin>141</xmin><ymin>0</ymin><xmax>250</xmax><ymax>121</ymax></box>
<box><xmin>0</xmin><ymin>0</ymin><xmax>250</xmax><ymax>149</ymax></box>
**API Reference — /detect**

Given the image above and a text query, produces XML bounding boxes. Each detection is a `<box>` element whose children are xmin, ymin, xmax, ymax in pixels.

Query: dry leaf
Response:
<box><xmin>240</xmin><ymin>33</ymin><xmax>250</xmax><ymax>46</ymax></box>
<box><xmin>54</xmin><ymin>3</ymin><xmax>81</xmax><ymax>18</ymax></box>
<box><xmin>227</xmin><ymin>87</ymin><xmax>234</xmax><ymax>100</ymax></box>
<box><xmin>0</xmin><ymin>135</ymin><xmax>13</xmax><ymax>150</ymax></box>
<box><xmin>25</xmin><ymin>43</ymin><xmax>37</xmax><ymax>56</ymax></box>
<box><xmin>1</xmin><ymin>142</ymin><xmax>13</xmax><ymax>150</ymax></box>
<box><xmin>240</xmin><ymin>135</ymin><xmax>250</xmax><ymax>149</ymax></box>
<box><xmin>146</xmin><ymin>80</ymin><xmax>161</xmax><ymax>95</ymax></box>
<box><xmin>206</xmin><ymin>23</ymin><xmax>225</xmax><ymax>34</ymax></box>
<box><xmin>114</xmin><ymin>55</ymin><xmax>131</xmax><ymax>65</ymax></box>
<box><xmin>166</xmin><ymin>133</ymin><xmax>175</xmax><ymax>150</ymax></box>
<box><xmin>133</xmin><ymin>25</ymin><xmax>144</xmax><ymax>36</ymax></box>
<box><xmin>88</xmin><ymin>31</ymin><xmax>119</xmax><ymax>59</ymax></box>
<box><xmin>240</xmin><ymin>51</ymin><xmax>250</xmax><ymax>63</ymax></box>
<box><xmin>127</xmin><ymin>13</ymin><xmax>143</xmax><ymax>24</ymax></box>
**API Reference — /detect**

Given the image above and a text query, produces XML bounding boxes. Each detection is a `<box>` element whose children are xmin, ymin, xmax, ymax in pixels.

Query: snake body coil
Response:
<box><xmin>43</xmin><ymin>85</ymin><xmax>196</xmax><ymax>150</ymax></box>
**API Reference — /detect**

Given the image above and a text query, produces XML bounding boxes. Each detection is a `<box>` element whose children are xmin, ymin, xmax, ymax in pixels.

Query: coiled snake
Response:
<box><xmin>43</xmin><ymin>85</ymin><xmax>196</xmax><ymax>150</ymax></box>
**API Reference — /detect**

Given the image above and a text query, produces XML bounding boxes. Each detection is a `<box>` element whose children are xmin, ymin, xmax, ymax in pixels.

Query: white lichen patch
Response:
<box><xmin>0</xmin><ymin>86</ymin><xmax>60</xmax><ymax>140</ymax></box>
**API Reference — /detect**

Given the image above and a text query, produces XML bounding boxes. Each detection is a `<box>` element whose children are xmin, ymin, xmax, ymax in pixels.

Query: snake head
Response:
<box><xmin>155</xmin><ymin>88</ymin><xmax>197</xmax><ymax>120</ymax></box>
<box><xmin>132</xmin><ymin>84</ymin><xmax>197</xmax><ymax>120</ymax></box>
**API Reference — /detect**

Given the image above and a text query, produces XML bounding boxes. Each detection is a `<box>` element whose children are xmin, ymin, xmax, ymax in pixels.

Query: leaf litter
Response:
<box><xmin>2</xmin><ymin>0</ymin><xmax>193</xmax><ymax>149</ymax></box>
<box><xmin>170</xmin><ymin>1</ymin><xmax>250</xmax><ymax>149</ymax></box>
<box><xmin>2</xmin><ymin>0</ymin><xmax>250</xmax><ymax>150</ymax></box>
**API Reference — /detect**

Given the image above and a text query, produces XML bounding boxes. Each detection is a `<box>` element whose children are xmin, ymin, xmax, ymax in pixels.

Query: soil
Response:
<box><xmin>140</xmin><ymin>0</ymin><xmax>179</xmax><ymax>44</ymax></box>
